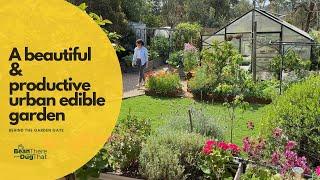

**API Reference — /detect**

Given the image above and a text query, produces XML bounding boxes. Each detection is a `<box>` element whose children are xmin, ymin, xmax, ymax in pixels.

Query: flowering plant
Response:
<box><xmin>200</xmin><ymin>140</ymin><xmax>240</xmax><ymax>179</ymax></box>
<box><xmin>242</xmin><ymin>127</ymin><xmax>312</xmax><ymax>178</ymax></box>
<box><xmin>184</xmin><ymin>43</ymin><xmax>198</xmax><ymax>53</ymax></box>
<box><xmin>145</xmin><ymin>70</ymin><xmax>182</xmax><ymax>97</ymax></box>
<box><xmin>316</xmin><ymin>166</ymin><xmax>320</xmax><ymax>177</ymax></box>
<box><xmin>242</xmin><ymin>136</ymin><xmax>266</xmax><ymax>161</ymax></box>
<box><xmin>183</xmin><ymin>43</ymin><xmax>199</xmax><ymax>72</ymax></box>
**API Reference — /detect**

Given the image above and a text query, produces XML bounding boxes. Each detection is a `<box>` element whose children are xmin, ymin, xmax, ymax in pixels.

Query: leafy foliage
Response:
<box><xmin>146</xmin><ymin>71</ymin><xmax>182</xmax><ymax>97</ymax></box>
<box><xmin>76</xmin><ymin>114</ymin><xmax>151</xmax><ymax>179</ymax></box>
<box><xmin>75</xmin><ymin>148</ymin><xmax>109</xmax><ymax>180</ymax></box>
<box><xmin>139</xmin><ymin>130</ymin><xmax>206</xmax><ymax>180</ymax></box>
<box><xmin>173</xmin><ymin>22</ymin><xmax>202</xmax><ymax>50</ymax></box>
<box><xmin>77</xmin><ymin>3</ymin><xmax>124</xmax><ymax>52</ymax></box>
<box><xmin>262</xmin><ymin>75</ymin><xmax>320</xmax><ymax>166</ymax></box>
<box><xmin>183</xmin><ymin>43</ymin><xmax>200</xmax><ymax>72</ymax></box>
<box><xmin>310</xmin><ymin>30</ymin><xmax>320</xmax><ymax>69</ymax></box>
<box><xmin>269</xmin><ymin>50</ymin><xmax>310</xmax><ymax>79</ymax></box>
<box><xmin>105</xmin><ymin>114</ymin><xmax>151</xmax><ymax>175</ymax></box>
<box><xmin>150</xmin><ymin>36</ymin><xmax>170</xmax><ymax>60</ymax></box>
<box><xmin>167</xmin><ymin>51</ymin><xmax>183</xmax><ymax>68</ymax></box>
<box><xmin>189</xmin><ymin>41</ymin><xmax>276</xmax><ymax>101</ymax></box>
<box><xmin>200</xmin><ymin>140</ymin><xmax>240</xmax><ymax>179</ymax></box>
<box><xmin>240</xmin><ymin>165</ymin><xmax>280</xmax><ymax>180</ymax></box>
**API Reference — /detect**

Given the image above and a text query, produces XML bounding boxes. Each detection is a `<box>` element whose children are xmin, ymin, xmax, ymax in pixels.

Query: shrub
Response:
<box><xmin>150</xmin><ymin>36</ymin><xmax>170</xmax><ymax>60</ymax></box>
<box><xmin>149</xmin><ymin>49</ymin><xmax>159</xmax><ymax>61</ymax></box>
<box><xmin>189</xmin><ymin>41</ymin><xmax>274</xmax><ymax>102</ymax></box>
<box><xmin>122</xmin><ymin>54</ymin><xmax>133</xmax><ymax>67</ymax></box>
<box><xmin>75</xmin><ymin>148</ymin><xmax>109</xmax><ymax>180</ymax></box>
<box><xmin>139</xmin><ymin>130</ymin><xmax>206</xmax><ymax>180</ymax></box>
<box><xmin>269</xmin><ymin>50</ymin><xmax>311</xmax><ymax>79</ymax></box>
<box><xmin>105</xmin><ymin>114</ymin><xmax>151</xmax><ymax>175</ymax></box>
<box><xmin>241</xmin><ymin>165</ymin><xmax>280</xmax><ymax>180</ymax></box>
<box><xmin>167</xmin><ymin>51</ymin><xmax>183</xmax><ymax>68</ymax></box>
<box><xmin>183</xmin><ymin>43</ymin><xmax>199</xmax><ymax>72</ymax></box>
<box><xmin>310</xmin><ymin>30</ymin><xmax>320</xmax><ymax>69</ymax></box>
<box><xmin>163</xmin><ymin>106</ymin><xmax>224</xmax><ymax>140</ymax></box>
<box><xmin>146</xmin><ymin>71</ymin><xmax>182</xmax><ymax>97</ymax></box>
<box><xmin>189</xmin><ymin>42</ymin><xmax>244</xmax><ymax>96</ymax></box>
<box><xmin>173</xmin><ymin>22</ymin><xmax>202</xmax><ymax>50</ymax></box>
<box><xmin>262</xmin><ymin>75</ymin><xmax>320</xmax><ymax>166</ymax></box>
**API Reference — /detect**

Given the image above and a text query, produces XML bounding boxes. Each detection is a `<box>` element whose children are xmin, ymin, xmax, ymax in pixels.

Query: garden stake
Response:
<box><xmin>188</xmin><ymin>109</ymin><xmax>193</xmax><ymax>132</ymax></box>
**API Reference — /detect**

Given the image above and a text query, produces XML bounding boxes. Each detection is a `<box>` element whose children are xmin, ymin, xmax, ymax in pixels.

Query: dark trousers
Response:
<box><xmin>136</xmin><ymin>58</ymin><xmax>146</xmax><ymax>83</ymax></box>
<box><xmin>139</xmin><ymin>64</ymin><xmax>146</xmax><ymax>83</ymax></box>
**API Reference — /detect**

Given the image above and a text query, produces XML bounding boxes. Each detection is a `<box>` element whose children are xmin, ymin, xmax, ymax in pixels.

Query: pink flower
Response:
<box><xmin>184</xmin><ymin>43</ymin><xmax>198</xmax><ymax>52</ymax></box>
<box><xmin>271</xmin><ymin>151</ymin><xmax>281</xmax><ymax>165</ymax></box>
<box><xmin>285</xmin><ymin>141</ymin><xmax>297</xmax><ymax>151</ymax></box>
<box><xmin>202</xmin><ymin>140</ymin><xmax>216</xmax><ymax>155</ymax></box>
<box><xmin>242</xmin><ymin>137</ymin><xmax>251</xmax><ymax>152</ymax></box>
<box><xmin>247</xmin><ymin>121</ymin><xmax>255</xmax><ymax>130</ymax></box>
<box><xmin>316</xmin><ymin>166</ymin><xmax>320</xmax><ymax>176</ymax></box>
<box><xmin>273</xmin><ymin>127</ymin><xmax>283</xmax><ymax>138</ymax></box>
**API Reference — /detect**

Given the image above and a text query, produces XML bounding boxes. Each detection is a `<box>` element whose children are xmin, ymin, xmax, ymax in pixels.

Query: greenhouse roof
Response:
<box><xmin>214</xmin><ymin>9</ymin><xmax>314</xmax><ymax>41</ymax></box>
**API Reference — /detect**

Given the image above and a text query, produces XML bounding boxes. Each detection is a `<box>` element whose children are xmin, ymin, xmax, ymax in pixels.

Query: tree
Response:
<box><xmin>231</xmin><ymin>0</ymin><xmax>253</xmax><ymax>19</ymax></box>
<box><xmin>268</xmin><ymin>0</ymin><xmax>319</xmax><ymax>32</ymax></box>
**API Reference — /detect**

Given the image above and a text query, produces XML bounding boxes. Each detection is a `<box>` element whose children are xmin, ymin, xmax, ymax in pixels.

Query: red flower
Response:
<box><xmin>202</xmin><ymin>140</ymin><xmax>216</xmax><ymax>155</ymax></box>
<box><xmin>217</xmin><ymin>141</ymin><xmax>229</xmax><ymax>151</ymax></box>
<box><xmin>228</xmin><ymin>143</ymin><xmax>241</xmax><ymax>154</ymax></box>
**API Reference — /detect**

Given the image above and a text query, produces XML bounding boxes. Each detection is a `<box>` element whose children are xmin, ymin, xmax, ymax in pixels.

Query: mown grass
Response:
<box><xmin>118</xmin><ymin>95</ymin><xmax>266</xmax><ymax>145</ymax></box>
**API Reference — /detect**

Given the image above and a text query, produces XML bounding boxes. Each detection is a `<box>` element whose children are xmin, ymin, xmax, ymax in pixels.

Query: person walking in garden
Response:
<box><xmin>133</xmin><ymin>39</ymin><xmax>148</xmax><ymax>87</ymax></box>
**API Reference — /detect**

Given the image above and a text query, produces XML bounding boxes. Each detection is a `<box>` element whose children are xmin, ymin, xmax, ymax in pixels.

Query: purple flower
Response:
<box><xmin>273</xmin><ymin>127</ymin><xmax>283</xmax><ymax>139</ymax></box>
<box><xmin>271</xmin><ymin>151</ymin><xmax>281</xmax><ymax>165</ymax></box>
<box><xmin>285</xmin><ymin>141</ymin><xmax>297</xmax><ymax>151</ymax></box>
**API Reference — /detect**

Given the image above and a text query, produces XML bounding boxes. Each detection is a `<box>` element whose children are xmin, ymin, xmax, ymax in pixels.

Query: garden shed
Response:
<box><xmin>202</xmin><ymin>9</ymin><xmax>314</xmax><ymax>78</ymax></box>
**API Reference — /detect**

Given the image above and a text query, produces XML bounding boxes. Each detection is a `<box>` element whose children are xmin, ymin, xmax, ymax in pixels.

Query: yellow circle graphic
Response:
<box><xmin>0</xmin><ymin>1</ymin><xmax>122</xmax><ymax>179</ymax></box>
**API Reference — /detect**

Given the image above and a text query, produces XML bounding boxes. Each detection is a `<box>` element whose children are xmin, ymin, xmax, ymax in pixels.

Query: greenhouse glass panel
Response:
<box><xmin>203</xmin><ymin>35</ymin><xmax>224</xmax><ymax>44</ymax></box>
<box><xmin>282</xmin><ymin>27</ymin><xmax>312</xmax><ymax>59</ymax></box>
<box><xmin>216</xmin><ymin>29</ymin><xmax>225</xmax><ymax>35</ymax></box>
<box><xmin>240</xmin><ymin>33</ymin><xmax>252</xmax><ymax>64</ymax></box>
<box><xmin>256</xmin><ymin>33</ymin><xmax>280</xmax><ymax>72</ymax></box>
<box><xmin>226</xmin><ymin>12</ymin><xmax>252</xmax><ymax>33</ymax></box>
<box><xmin>282</xmin><ymin>27</ymin><xmax>310</xmax><ymax>42</ymax></box>
<box><xmin>256</xmin><ymin>12</ymin><xmax>281</xmax><ymax>32</ymax></box>
<box><xmin>202</xmin><ymin>35</ymin><xmax>225</xmax><ymax>49</ymax></box>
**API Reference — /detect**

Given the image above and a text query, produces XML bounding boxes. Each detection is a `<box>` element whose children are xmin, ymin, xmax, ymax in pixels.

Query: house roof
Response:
<box><xmin>214</xmin><ymin>9</ymin><xmax>314</xmax><ymax>41</ymax></box>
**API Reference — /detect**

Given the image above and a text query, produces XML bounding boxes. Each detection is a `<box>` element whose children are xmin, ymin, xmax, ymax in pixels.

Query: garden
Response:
<box><xmin>68</xmin><ymin>1</ymin><xmax>320</xmax><ymax>180</ymax></box>
<box><xmin>76</xmin><ymin>23</ymin><xmax>320</xmax><ymax>180</ymax></box>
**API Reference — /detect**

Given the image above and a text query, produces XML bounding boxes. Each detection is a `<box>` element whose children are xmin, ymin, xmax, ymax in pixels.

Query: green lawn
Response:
<box><xmin>118</xmin><ymin>95</ymin><xmax>266</xmax><ymax>145</ymax></box>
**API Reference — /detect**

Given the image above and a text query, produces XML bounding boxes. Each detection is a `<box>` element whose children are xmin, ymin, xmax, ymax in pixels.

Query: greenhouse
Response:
<box><xmin>202</xmin><ymin>9</ymin><xmax>315</xmax><ymax>78</ymax></box>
